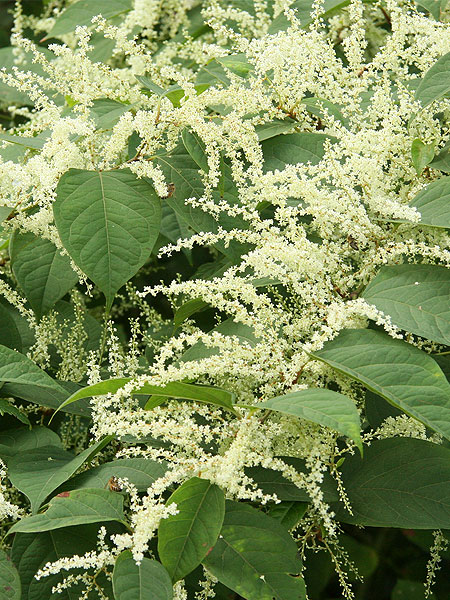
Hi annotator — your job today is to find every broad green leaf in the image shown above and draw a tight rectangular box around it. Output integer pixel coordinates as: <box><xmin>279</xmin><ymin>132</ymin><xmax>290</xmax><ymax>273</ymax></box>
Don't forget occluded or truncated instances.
<box><xmin>257</xmin><ymin>389</ymin><xmax>362</xmax><ymax>452</ymax></box>
<box><xmin>180</xmin><ymin>318</ymin><xmax>258</xmax><ymax>363</ymax></box>
<box><xmin>334</xmin><ymin>437</ymin><xmax>450</xmax><ymax>528</ymax></box>
<box><xmin>364</xmin><ymin>390</ymin><xmax>402</xmax><ymax>429</ymax></box>
<box><xmin>57</xmin><ymin>457</ymin><xmax>167</xmax><ymax>493</ymax></box>
<box><xmin>267</xmin><ymin>501</ymin><xmax>309</xmax><ymax>530</ymax></box>
<box><xmin>159</xmin><ymin>203</ymin><xmax>194</xmax><ymax>262</ymax></box>
<box><xmin>0</xmin><ymin>427</ymin><xmax>62</xmax><ymax>461</ymax></box>
<box><xmin>0</xmin><ymin>549</ymin><xmax>21</xmax><ymax>600</ymax></box>
<box><xmin>9</xmin><ymin>488</ymin><xmax>125</xmax><ymax>533</ymax></box>
<box><xmin>0</xmin><ymin>399</ymin><xmax>30</xmax><ymax>426</ymax></box>
<box><xmin>12</xmin><ymin>525</ymin><xmax>114</xmax><ymax>600</ymax></box>
<box><xmin>46</xmin><ymin>0</ymin><xmax>132</xmax><ymax>38</ymax></box>
<box><xmin>415</xmin><ymin>51</ymin><xmax>450</xmax><ymax>108</ymax></box>
<box><xmin>0</xmin><ymin>207</ymin><xmax>13</xmax><ymax>222</ymax></box>
<box><xmin>261</xmin><ymin>132</ymin><xmax>334</xmax><ymax>172</ymax></box>
<box><xmin>0</xmin><ymin>132</ymin><xmax>46</xmax><ymax>150</ymax></box>
<box><xmin>55</xmin><ymin>379</ymin><xmax>237</xmax><ymax>416</ymax></box>
<box><xmin>113</xmin><ymin>551</ymin><xmax>173</xmax><ymax>600</ymax></box>
<box><xmin>217</xmin><ymin>54</ymin><xmax>254</xmax><ymax>78</ymax></box>
<box><xmin>53</xmin><ymin>168</ymin><xmax>161</xmax><ymax>310</ymax></box>
<box><xmin>8</xmin><ymin>437</ymin><xmax>111</xmax><ymax>513</ymax></box>
<box><xmin>416</xmin><ymin>0</ymin><xmax>442</xmax><ymax>19</ymax></box>
<box><xmin>245</xmin><ymin>457</ymin><xmax>338</xmax><ymax>503</ymax></box>
<box><xmin>181</xmin><ymin>129</ymin><xmax>209</xmax><ymax>172</ymax></box>
<box><xmin>158</xmin><ymin>477</ymin><xmax>225</xmax><ymax>582</ymax></box>
<box><xmin>0</xmin><ymin>47</ymin><xmax>56</xmax><ymax>106</ymax></box>
<box><xmin>90</xmin><ymin>99</ymin><xmax>131</xmax><ymax>129</ymax></box>
<box><xmin>202</xmin><ymin>500</ymin><xmax>306</xmax><ymax>600</ymax></box>
<box><xmin>429</xmin><ymin>141</ymin><xmax>450</xmax><ymax>172</ymax></box>
<box><xmin>392</xmin><ymin>579</ymin><xmax>437</xmax><ymax>600</ymax></box>
<box><xmin>0</xmin><ymin>344</ymin><xmax>67</xmax><ymax>401</ymax></box>
<box><xmin>196</xmin><ymin>59</ymin><xmax>230</xmax><ymax>87</ymax></box>
<box><xmin>0</xmin><ymin>379</ymin><xmax>91</xmax><ymax>419</ymax></box>
<box><xmin>312</xmin><ymin>329</ymin><xmax>450</xmax><ymax>441</ymax></box>
<box><xmin>174</xmin><ymin>298</ymin><xmax>209</xmax><ymax>328</ymax></box>
<box><xmin>135</xmin><ymin>75</ymin><xmax>166</xmax><ymax>96</ymax></box>
<box><xmin>154</xmin><ymin>145</ymin><xmax>248</xmax><ymax>263</ymax></box>
<box><xmin>410</xmin><ymin>176</ymin><xmax>450</xmax><ymax>228</ymax></box>
<box><xmin>10</xmin><ymin>232</ymin><xmax>78</xmax><ymax>319</ymax></box>
<box><xmin>363</xmin><ymin>264</ymin><xmax>450</xmax><ymax>345</ymax></box>
<box><xmin>0</xmin><ymin>299</ymin><xmax>35</xmax><ymax>354</ymax></box>
<box><xmin>411</xmin><ymin>138</ymin><xmax>434</xmax><ymax>173</ymax></box>
<box><xmin>0</xmin><ymin>303</ymin><xmax>22</xmax><ymax>352</ymax></box>
<box><xmin>255</xmin><ymin>119</ymin><xmax>297</xmax><ymax>141</ymax></box>
<box><xmin>301</xmin><ymin>97</ymin><xmax>348</xmax><ymax>126</ymax></box>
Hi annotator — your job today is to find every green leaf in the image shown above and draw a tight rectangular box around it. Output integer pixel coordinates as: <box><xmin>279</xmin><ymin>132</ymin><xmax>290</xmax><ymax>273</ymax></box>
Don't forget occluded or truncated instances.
<box><xmin>429</xmin><ymin>141</ymin><xmax>450</xmax><ymax>172</ymax></box>
<box><xmin>267</xmin><ymin>502</ymin><xmax>309</xmax><ymax>530</ymax></box>
<box><xmin>154</xmin><ymin>145</ymin><xmax>248</xmax><ymax>263</ymax></box>
<box><xmin>10</xmin><ymin>232</ymin><xmax>78</xmax><ymax>319</ymax></box>
<box><xmin>158</xmin><ymin>477</ymin><xmax>225</xmax><ymax>582</ymax></box>
<box><xmin>392</xmin><ymin>579</ymin><xmax>437</xmax><ymax>600</ymax></box>
<box><xmin>113</xmin><ymin>551</ymin><xmax>173</xmax><ymax>600</ymax></box>
<box><xmin>410</xmin><ymin>176</ymin><xmax>450</xmax><ymax>228</ymax></box>
<box><xmin>202</xmin><ymin>500</ymin><xmax>306</xmax><ymax>600</ymax></box>
<box><xmin>174</xmin><ymin>298</ymin><xmax>209</xmax><ymax>328</ymax></box>
<box><xmin>312</xmin><ymin>329</ymin><xmax>450</xmax><ymax>441</ymax></box>
<box><xmin>0</xmin><ymin>132</ymin><xmax>46</xmax><ymax>150</ymax></box>
<box><xmin>245</xmin><ymin>457</ymin><xmax>338</xmax><ymax>503</ymax></box>
<box><xmin>0</xmin><ymin>46</ymin><xmax>57</xmax><ymax>106</ymax></box>
<box><xmin>0</xmin><ymin>207</ymin><xmax>13</xmax><ymax>223</ymax></box>
<box><xmin>334</xmin><ymin>437</ymin><xmax>450</xmax><ymax>528</ymax></box>
<box><xmin>255</xmin><ymin>119</ymin><xmax>297</xmax><ymax>141</ymax></box>
<box><xmin>415</xmin><ymin>51</ymin><xmax>450</xmax><ymax>108</ymax></box>
<box><xmin>12</xmin><ymin>525</ymin><xmax>114</xmax><ymax>600</ymax></box>
<box><xmin>9</xmin><ymin>488</ymin><xmax>125</xmax><ymax>533</ymax></box>
<box><xmin>261</xmin><ymin>132</ymin><xmax>334</xmax><ymax>172</ymax></box>
<box><xmin>0</xmin><ymin>304</ymin><xmax>21</xmax><ymax>351</ymax></box>
<box><xmin>0</xmin><ymin>344</ymin><xmax>67</xmax><ymax>401</ymax></box>
<box><xmin>46</xmin><ymin>0</ymin><xmax>132</xmax><ymax>38</ymax></box>
<box><xmin>416</xmin><ymin>0</ymin><xmax>442</xmax><ymax>19</ymax></box>
<box><xmin>0</xmin><ymin>549</ymin><xmax>21</xmax><ymax>600</ymax></box>
<box><xmin>411</xmin><ymin>138</ymin><xmax>434</xmax><ymax>174</ymax></box>
<box><xmin>181</xmin><ymin>129</ymin><xmax>209</xmax><ymax>172</ymax></box>
<box><xmin>0</xmin><ymin>426</ymin><xmax>62</xmax><ymax>461</ymax></box>
<box><xmin>301</xmin><ymin>97</ymin><xmax>348</xmax><ymax>126</ymax></box>
<box><xmin>217</xmin><ymin>54</ymin><xmax>254</xmax><ymax>78</ymax></box>
<box><xmin>8</xmin><ymin>437</ymin><xmax>111</xmax><ymax>513</ymax></box>
<box><xmin>90</xmin><ymin>99</ymin><xmax>131</xmax><ymax>130</ymax></box>
<box><xmin>257</xmin><ymin>389</ymin><xmax>362</xmax><ymax>452</ymax></box>
<box><xmin>53</xmin><ymin>168</ymin><xmax>161</xmax><ymax>310</ymax></box>
<box><xmin>57</xmin><ymin>457</ymin><xmax>167</xmax><ymax>493</ymax></box>
<box><xmin>0</xmin><ymin>399</ymin><xmax>30</xmax><ymax>425</ymax></box>
<box><xmin>363</xmin><ymin>264</ymin><xmax>450</xmax><ymax>345</ymax></box>
<box><xmin>180</xmin><ymin>318</ymin><xmax>258</xmax><ymax>363</ymax></box>
<box><xmin>55</xmin><ymin>379</ymin><xmax>237</xmax><ymax>416</ymax></box>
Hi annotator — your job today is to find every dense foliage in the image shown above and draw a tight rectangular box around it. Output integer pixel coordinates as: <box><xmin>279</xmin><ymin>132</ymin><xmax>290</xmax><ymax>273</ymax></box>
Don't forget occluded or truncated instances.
<box><xmin>0</xmin><ymin>1</ymin><xmax>449</xmax><ymax>599</ymax></box>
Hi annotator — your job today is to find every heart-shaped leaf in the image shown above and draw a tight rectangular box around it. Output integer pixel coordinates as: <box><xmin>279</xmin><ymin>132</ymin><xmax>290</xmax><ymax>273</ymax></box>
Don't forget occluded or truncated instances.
<box><xmin>53</xmin><ymin>168</ymin><xmax>161</xmax><ymax>310</ymax></box>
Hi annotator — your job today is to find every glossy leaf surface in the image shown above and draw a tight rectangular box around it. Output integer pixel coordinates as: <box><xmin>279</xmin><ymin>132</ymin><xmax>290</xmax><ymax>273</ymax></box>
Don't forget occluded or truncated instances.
<box><xmin>158</xmin><ymin>477</ymin><xmax>225</xmax><ymax>582</ymax></box>
<box><xmin>113</xmin><ymin>551</ymin><xmax>173</xmax><ymax>600</ymax></box>
<box><xmin>363</xmin><ymin>264</ymin><xmax>450</xmax><ymax>345</ymax></box>
<box><xmin>312</xmin><ymin>329</ymin><xmax>450</xmax><ymax>441</ymax></box>
<box><xmin>53</xmin><ymin>168</ymin><xmax>161</xmax><ymax>310</ymax></box>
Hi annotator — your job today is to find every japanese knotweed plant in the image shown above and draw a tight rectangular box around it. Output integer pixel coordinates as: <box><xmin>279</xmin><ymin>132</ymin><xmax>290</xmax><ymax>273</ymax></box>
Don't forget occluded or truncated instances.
<box><xmin>0</xmin><ymin>0</ymin><xmax>449</xmax><ymax>599</ymax></box>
